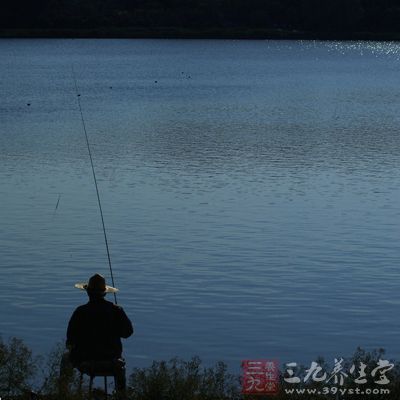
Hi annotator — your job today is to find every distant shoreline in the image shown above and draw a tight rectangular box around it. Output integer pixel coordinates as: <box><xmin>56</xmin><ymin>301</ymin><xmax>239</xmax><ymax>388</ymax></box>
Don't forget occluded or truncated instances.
<box><xmin>2</xmin><ymin>28</ymin><xmax>400</xmax><ymax>41</ymax></box>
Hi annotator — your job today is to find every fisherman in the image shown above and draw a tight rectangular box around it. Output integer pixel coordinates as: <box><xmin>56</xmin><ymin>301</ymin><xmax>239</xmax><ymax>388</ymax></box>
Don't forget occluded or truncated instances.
<box><xmin>60</xmin><ymin>273</ymin><xmax>133</xmax><ymax>398</ymax></box>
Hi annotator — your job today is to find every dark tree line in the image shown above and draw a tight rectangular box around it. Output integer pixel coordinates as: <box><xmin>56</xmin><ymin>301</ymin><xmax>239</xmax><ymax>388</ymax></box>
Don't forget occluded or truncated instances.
<box><xmin>2</xmin><ymin>0</ymin><xmax>400</xmax><ymax>36</ymax></box>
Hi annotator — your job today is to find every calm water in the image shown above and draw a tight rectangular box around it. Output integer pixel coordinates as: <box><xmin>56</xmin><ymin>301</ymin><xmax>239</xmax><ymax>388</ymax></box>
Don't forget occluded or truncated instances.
<box><xmin>1</xmin><ymin>39</ymin><xmax>400</xmax><ymax>371</ymax></box>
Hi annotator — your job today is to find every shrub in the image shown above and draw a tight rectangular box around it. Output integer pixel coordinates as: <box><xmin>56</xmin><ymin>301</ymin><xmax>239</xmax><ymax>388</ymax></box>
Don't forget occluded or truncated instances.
<box><xmin>129</xmin><ymin>356</ymin><xmax>241</xmax><ymax>400</ymax></box>
<box><xmin>2</xmin><ymin>337</ymin><xmax>400</xmax><ymax>400</ymax></box>
<box><xmin>0</xmin><ymin>337</ymin><xmax>36</xmax><ymax>397</ymax></box>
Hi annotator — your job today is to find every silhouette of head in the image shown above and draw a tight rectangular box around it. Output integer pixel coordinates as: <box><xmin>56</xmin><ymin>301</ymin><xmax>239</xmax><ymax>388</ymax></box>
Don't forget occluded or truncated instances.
<box><xmin>86</xmin><ymin>273</ymin><xmax>107</xmax><ymax>298</ymax></box>
<box><xmin>75</xmin><ymin>273</ymin><xmax>118</xmax><ymax>298</ymax></box>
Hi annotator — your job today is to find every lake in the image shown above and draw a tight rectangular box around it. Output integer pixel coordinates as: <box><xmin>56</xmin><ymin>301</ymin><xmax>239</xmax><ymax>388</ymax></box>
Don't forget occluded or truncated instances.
<box><xmin>1</xmin><ymin>39</ymin><xmax>400</xmax><ymax>371</ymax></box>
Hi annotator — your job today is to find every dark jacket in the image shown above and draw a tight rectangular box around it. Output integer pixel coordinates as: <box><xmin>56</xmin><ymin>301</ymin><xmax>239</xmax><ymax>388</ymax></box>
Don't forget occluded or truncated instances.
<box><xmin>67</xmin><ymin>297</ymin><xmax>133</xmax><ymax>364</ymax></box>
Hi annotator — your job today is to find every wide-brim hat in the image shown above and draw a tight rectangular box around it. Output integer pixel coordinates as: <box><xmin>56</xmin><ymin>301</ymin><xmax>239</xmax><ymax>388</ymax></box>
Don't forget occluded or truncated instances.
<box><xmin>75</xmin><ymin>273</ymin><xmax>119</xmax><ymax>294</ymax></box>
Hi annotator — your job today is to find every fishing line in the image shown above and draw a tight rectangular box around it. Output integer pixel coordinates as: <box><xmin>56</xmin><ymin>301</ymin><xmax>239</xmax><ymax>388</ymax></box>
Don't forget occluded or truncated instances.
<box><xmin>71</xmin><ymin>66</ymin><xmax>118</xmax><ymax>304</ymax></box>
<box><xmin>52</xmin><ymin>193</ymin><xmax>62</xmax><ymax>219</ymax></box>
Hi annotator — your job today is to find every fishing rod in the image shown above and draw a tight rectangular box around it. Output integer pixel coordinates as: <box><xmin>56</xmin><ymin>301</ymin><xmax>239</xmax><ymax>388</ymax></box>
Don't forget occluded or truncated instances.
<box><xmin>72</xmin><ymin>66</ymin><xmax>118</xmax><ymax>304</ymax></box>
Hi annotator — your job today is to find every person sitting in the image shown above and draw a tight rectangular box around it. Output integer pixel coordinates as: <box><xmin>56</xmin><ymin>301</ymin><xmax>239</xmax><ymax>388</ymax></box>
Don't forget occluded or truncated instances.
<box><xmin>61</xmin><ymin>273</ymin><xmax>133</xmax><ymax>398</ymax></box>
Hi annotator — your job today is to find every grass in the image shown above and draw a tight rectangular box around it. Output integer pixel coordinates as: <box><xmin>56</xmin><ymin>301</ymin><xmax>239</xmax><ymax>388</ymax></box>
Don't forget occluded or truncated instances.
<box><xmin>1</xmin><ymin>336</ymin><xmax>400</xmax><ymax>399</ymax></box>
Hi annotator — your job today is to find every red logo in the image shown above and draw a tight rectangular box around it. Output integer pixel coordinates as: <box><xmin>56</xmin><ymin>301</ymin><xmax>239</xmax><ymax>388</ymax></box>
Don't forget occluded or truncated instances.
<box><xmin>242</xmin><ymin>359</ymin><xmax>279</xmax><ymax>395</ymax></box>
